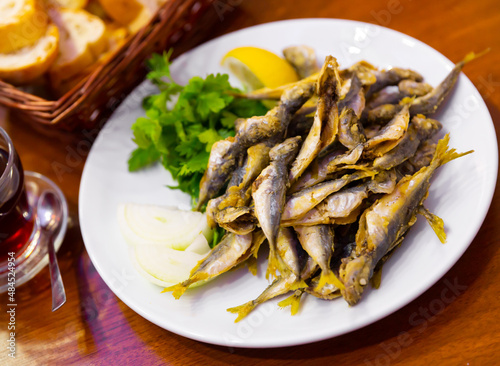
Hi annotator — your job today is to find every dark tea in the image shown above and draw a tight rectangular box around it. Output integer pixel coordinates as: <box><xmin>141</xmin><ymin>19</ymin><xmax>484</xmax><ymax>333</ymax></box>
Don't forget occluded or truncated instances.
<box><xmin>0</xmin><ymin>146</ymin><xmax>34</xmax><ymax>265</ymax></box>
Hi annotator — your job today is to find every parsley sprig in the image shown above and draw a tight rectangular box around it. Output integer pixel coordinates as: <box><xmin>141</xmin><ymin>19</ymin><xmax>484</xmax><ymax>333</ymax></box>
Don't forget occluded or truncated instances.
<box><xmin>128</xmin><ymin>51</ymin><xmax>268</xmax><ymax>206</ymax></box>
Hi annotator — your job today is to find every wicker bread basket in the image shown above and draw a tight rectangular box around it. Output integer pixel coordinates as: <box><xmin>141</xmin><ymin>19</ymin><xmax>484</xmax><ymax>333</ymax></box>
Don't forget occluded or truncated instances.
<box><xmin>0</xmin><ymin>0</ymin><xmax>223</xmax><ymax>130</ymax></box>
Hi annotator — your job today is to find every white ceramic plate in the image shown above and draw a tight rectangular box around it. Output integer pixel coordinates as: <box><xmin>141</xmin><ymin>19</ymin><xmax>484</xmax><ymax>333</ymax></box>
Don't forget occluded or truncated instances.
<box><xmin>79</xmin><ymin>19</ymin><xmax>498</xmax><ymax>348</ymax></box>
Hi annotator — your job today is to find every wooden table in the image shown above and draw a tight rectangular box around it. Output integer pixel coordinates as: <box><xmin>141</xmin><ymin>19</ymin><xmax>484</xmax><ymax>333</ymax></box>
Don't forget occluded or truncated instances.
<box><xmin>1</xmin><ymin>0</ymin><xmax>499</xmax><ymax>364</ymax></box>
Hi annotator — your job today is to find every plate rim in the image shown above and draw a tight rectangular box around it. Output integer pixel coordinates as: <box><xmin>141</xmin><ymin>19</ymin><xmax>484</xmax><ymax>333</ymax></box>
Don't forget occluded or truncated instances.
<box><xmin>79</xmin><ymin>17</ymin><xmax>498</xmax><ymax>348</ymax></box>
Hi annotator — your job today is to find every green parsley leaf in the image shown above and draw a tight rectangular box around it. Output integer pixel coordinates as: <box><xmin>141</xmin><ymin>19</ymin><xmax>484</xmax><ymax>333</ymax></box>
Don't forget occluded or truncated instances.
<box><xmin>128</xmin><ymin>145</ymin><xmax>161</xmax><ymax>171</ymax></box>
<box><xmin>198</xmin><ymin>129</ymin><xmax>224</xmax><ymax>152</ymax></box>
<box><xmin>129</xmin><ymin>51</ymin><xmax>269</xmax><ymax>208</ymax></box>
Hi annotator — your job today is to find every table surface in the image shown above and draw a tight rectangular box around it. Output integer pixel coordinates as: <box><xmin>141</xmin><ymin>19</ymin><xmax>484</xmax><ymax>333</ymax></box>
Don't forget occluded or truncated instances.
<box><xmin>1</xmin><ymin>0</ymin><xmax>500</xmax><ymax>364</ymax></box>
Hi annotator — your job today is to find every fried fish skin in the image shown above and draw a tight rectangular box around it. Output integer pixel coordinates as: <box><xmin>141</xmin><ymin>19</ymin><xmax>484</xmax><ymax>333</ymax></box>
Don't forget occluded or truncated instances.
<box><xmin>373</xmin><ymin>115</ymin><xmax>442</xmax><ymax>170</ymax></box>
<box><xmin>338</xmin><ymin>74</ymin><xmax>366</xmax><ymax>119</ymax></box>
<box><xmin>206</xmin><ymin>195</ymin><xmax>224</xmax><ymax>229</ymax></box>
<box><xmin>409</xmin><ymin>140</ymin><xmax>438</xmax><ymax>169</ymax></box>
<box><xmin>294</xmin><ymin>225</ymin><xmax>344</xmax><ymax>290</ymax></box>
<box><xmin>363</xmin><ymin>103</ymin><xmax>410</xmax><ymax>159</ymax></box>
<box><xmin>206</xmin><ymin>144</ymin><xmax>265</xmax><ymax>229</ymax></box>
<box><xmin>213</xmin><ymin>143</ymin><xmax>270</xmax><ymax>234</ymax></box>
<box><xmin>276</xmin><ymin>227</ymin><xmax>304</xmax><ymax>276</ymax></box>
<box><xmin>289</xmin><ymin>56</ymin><xmax>342</xmax><ymax>184</ymax></box>
<box><xmin>163</xmin><ymin>232</ymin><xmax>253</xmax><ymax>299</ymax></box>
<box><xmin>284</xmin><ymin>185</ymin><xmax>368</xmax><ymax>227</ymax></box>
<box><xmin>366</xmin><ymin>103</ymin><xmax>402</xmax><ymax>124</ymax></box>
<box><xmin>338</xmin><ymin>108</ymin><xmax>367</xmax><ymax>150</ymax></box>
<box><xmin>367</xmin><ymin>67</ymin><xmax>423</xmax><ymax>97</ymax></box>
<box><xmin>216</xmin><ymin>206</ymin><xmax>256</xmax><ymax>235</ymax></box>
<box><xmin>283</xmin><ymin>170</ymin><xmax>397</xmax><ymax>227</ymax></box>
<box><xmin>283</xmin><ymin>45</ymin><xmax>320</xmax><ymax>79</ymax></box>
<box><xmin>252</xmin><ymin>137</ymin><xmax>302</xmax><ymax>277</ymax></box>
<box><xmin>340</xmin><ymin>135</ymin><xmax>473</xmax><ymax>305</ymax></box>
<box><xmin>287</xmin><ymin>113</ymin><xmax>315</xmax><ymax>139</ymax></box>
<box><xmin>396</xmin><ymin>138</ymin><xmax>439</xmax><ymax>178</ymax></box>
<box><xmin>197</xmin><ymin>137</ymin><xmax>242</xmax><ymax>210</ymax></box>
<box><xmin>218</xmin><ymin>143</ymin><xmax>270</xmax><ymax>208</ymax></box>
<box><xmin>340</xmin><ymin>60</ymin><xmax>378</xmax><ymax>87</ymax></box>
<box><xmin>283</xmin><ymin>170</ymin><xmax>374</xmax><ymax>222</ymax></box>
<box><xmin>398</xmin><ymin>80</ymin><xmax>433</xmax><ymax>97</ymax></box>
<box><xmin>364</xmin><ymin>81</ymin><xmax>432</xmax><ymax>113</ymax></box>
<box><xmin>289</xmin><ymin>144</ymin><xmax>365</xmax><ymax>193</ymax></box>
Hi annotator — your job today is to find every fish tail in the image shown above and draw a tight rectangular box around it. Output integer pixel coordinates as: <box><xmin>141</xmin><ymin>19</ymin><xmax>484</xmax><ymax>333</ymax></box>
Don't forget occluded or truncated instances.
<box><xmin>246</xmin><ymin>256</ymin><xmax>258</xmax><ymax>275</ymax></box>
<box><xmin>162</xmin><ymin>282</ymin><xmax>189</xmax><ymax>299</ymax></box>
<box><xmin>227</xmin><ymin>302</ymin><xmax>256</xmax><ymax>323</ymax></box>
<box><xmin>278</xmin><ymin>290</ymin><xmax>304</xmax><ymax>316</ymax></box>
<box><xmin>290</xmin><ymin>279</ymin><xmax>309</xmax><ymax>290</ymax></box>
<box><xmin>316</xmin><ymin>270</ymin><xmax>345</xmax><ymax>291</ymax></box>
<box><xmin>162</xmin><ymin>272</ymin><xmax>207</xmax><ymax>298</ymax></box>
<box><xmin>417</xmin><ymin>206</ymin><xmax>447</xmax><ymax>243</ymax></box>
<box><xmin>266</xmin><ymin>249</ymin><xmax>285</xmax><ymax>280</ymax></box>
<box><xmin>462</xmin><ymin>49</ymin><xmax>490</xmax><ymax>65</ymax></box>
<box><xmin>431</xmin><ymin>134</ymin><xmax>473</xmax><ymax>167</ymax></box>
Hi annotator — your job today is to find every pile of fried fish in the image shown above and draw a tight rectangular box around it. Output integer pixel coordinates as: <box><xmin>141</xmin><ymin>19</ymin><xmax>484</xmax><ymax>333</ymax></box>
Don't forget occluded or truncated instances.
<box><xmin>165</xmin><ymin>46</ymin><xmax>479</xmax><ymax>322</ymax></box>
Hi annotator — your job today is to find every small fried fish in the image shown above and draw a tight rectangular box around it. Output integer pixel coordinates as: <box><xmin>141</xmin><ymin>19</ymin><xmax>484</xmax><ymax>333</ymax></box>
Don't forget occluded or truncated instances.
<box><xmin>338</xmin><ymin>108</ymin><xmax>367</xmax><ymax>150</ymax></box>
<box><xmin>340</xmin><ymin>135</ymin><xmax>473</xmax><ymax>305</ymax></box>
<box><xmin>252</xmin><ymin>137</ymin><xmax>302</xmax><ymax>277</ymax></box>
<box><xmin>294</xmin><ymin>225</ymin><xmax>344</xmax><ymax>290</ymax></box>
<box><xmin>283</xmin><ymin>170</ymin><xmax>374</xmax><ymax>222</ymax></box>
<box><xmin>289</xmin><ymin>56</ymin><xmax>342</xmax><ymax>184</ymax></box>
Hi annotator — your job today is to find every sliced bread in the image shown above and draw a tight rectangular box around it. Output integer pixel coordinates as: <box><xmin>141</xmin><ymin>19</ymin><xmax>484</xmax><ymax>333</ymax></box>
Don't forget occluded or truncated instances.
<box><xmin>51</xmin><ymin>24</ymin><xmax>128</xmax><ymax>95</ymax></box>
<box><xmin>48</xmin><ymin>8</ymin><xmax>107</xmax><ymax>86</ymax></box>
<box><xmin>0</xmin><ymin>0</ymin><xmax>49</xmax><ymax>53</ymax></box>
<box><xmin>0</xmin><ymin>23</ymin><xmax>59</xmax><ymax>84</ymax></box>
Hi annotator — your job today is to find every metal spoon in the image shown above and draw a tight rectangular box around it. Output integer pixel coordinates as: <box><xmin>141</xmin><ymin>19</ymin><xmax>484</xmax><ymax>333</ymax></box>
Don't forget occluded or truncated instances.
<box><xmin>37</xmin><ymin>191</ymin><xmax>66</xmax><ymax>311</ymax></box>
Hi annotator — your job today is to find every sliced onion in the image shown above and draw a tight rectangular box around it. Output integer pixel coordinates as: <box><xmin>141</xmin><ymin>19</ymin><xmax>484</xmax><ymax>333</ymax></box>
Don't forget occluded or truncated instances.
<box><xmin>118</xmin><ymin>203</ymin><xmax>212</xmax><ymax>250</ymax></box>
<box><xmin>131</xmin><ymin>242</ymin><xmax>210</xmax><ymax>286</ymax></box>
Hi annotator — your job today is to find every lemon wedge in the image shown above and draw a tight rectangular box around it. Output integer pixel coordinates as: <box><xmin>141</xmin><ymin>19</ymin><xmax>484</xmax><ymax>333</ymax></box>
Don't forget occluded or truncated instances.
<box><xmin>221</xmin><ymin>46</ymin><xmax>299</xmax><ymax>90</ymax></box>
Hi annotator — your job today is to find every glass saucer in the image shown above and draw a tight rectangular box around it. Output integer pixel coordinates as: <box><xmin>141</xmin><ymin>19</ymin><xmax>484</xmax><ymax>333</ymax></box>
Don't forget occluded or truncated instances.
<box><xmin>0</xmin><ymin>171</ymin><xmax>68</xmax><ymax>293</ymax></box>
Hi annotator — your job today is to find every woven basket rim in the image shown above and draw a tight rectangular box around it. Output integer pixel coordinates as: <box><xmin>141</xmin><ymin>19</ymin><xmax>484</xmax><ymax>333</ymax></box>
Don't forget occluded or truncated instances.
<box><xmin>0</xmin><ymin>0</ymin><xmax>218</xmax><ymax>129</ymax></box>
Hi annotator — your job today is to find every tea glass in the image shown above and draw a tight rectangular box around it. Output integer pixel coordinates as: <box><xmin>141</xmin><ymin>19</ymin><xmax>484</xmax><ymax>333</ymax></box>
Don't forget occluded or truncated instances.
<box><xmin>0</xmin><ymin>127</ymin><xmax>68</xmax><ymax>292</ymax></box>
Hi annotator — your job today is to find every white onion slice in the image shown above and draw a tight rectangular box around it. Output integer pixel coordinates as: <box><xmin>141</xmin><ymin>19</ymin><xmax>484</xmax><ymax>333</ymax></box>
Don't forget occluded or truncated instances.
<box><xmin>117</xmin><ymin>203</ymin><xmax>212</xmax><ymax>250</ymax></box>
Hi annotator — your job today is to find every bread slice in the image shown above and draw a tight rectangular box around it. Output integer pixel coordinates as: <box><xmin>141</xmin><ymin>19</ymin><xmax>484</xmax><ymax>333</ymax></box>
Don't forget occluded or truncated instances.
<box><xmin>0</xmin><ymin>0</ymin><xmax>49</xmax><ymax>53</ymax></box>
<box><xmin>48</xmin><ymin>8</ymin><xmax>107</xmax><ymax>86</ymax></box>
<box><xmin>0</xmin><ymin>23</ymin><xmax>59</xmax><ymax>84</ymax></box>
<box><xmin>51</xmin><ymin>24</ymin><xmax>128</xmax><ymax>96</ymax></box>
